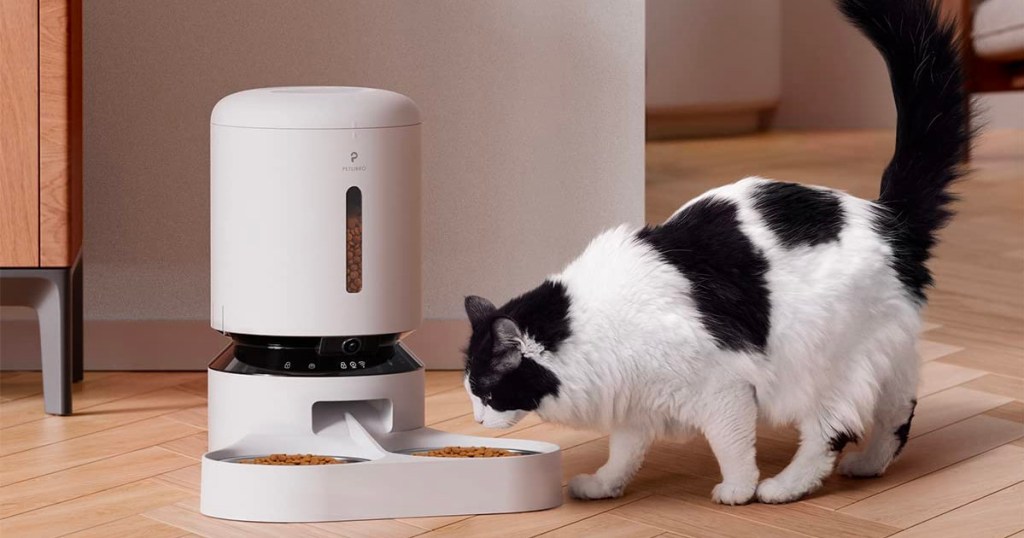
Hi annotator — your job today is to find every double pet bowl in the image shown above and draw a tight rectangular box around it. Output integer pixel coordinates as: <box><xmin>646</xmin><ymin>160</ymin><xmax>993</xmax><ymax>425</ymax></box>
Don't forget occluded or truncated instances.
<box><xmin>200</xmin><ymin>343</ymin><xmax>562</xmax><ymax>522</ymax></box>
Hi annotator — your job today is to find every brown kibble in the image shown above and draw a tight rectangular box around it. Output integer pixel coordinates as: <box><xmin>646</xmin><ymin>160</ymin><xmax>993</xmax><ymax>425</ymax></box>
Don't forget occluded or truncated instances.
<box><xmin>412</xmin><ymin>446</ymin><xmax>516</xmax><ymax>458</ymax></box>
<box><xmin>237</xmin><ymin>453</ymin><xmax>345</xmax><ymax>465</ymax></box>
<box><xmin>347</xmin><ymin>217</ymin><xmax>362</xmax><ymax>292</ymax></box>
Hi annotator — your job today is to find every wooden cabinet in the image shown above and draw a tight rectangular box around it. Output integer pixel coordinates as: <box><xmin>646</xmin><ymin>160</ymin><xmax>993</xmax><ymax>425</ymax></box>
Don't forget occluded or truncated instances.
<box><xmin>941</xmin><ymin>0</ymin><xmax>1024</xmax><ymax>93</ymax></box>
<box><xmin>1</xmin><ymin>0</ymin><xmax>82</xmax><ymax>267</ymax></box>
<box><xmin>1</xmin><ymin>0</ymin><xmax>82</xmax><ymax>415</ymax></box>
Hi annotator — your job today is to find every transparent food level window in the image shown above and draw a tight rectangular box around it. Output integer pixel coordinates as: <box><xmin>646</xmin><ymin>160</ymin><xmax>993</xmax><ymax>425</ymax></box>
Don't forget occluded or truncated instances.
<box><xmin>346</xmin><ymin>187</ymin><xmax>362</xmax><ymax>293</ymax></box>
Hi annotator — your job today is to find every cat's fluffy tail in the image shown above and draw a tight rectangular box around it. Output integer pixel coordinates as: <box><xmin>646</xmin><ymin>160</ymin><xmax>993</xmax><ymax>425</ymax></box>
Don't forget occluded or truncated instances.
<box><xmin>840</xmin><ymin>0</ymin><xmax>973</xmax><ymax>300</ymax></box>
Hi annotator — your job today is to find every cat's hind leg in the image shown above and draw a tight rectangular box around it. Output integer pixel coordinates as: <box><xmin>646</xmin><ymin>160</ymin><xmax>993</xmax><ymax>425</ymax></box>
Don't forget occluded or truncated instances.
<box><xmin>838</xmin><ymin>347</ymin><xmax>919</xmax><ymax>478</ymax></box>
<box><xmin>757</xmin><ymin>416</ymin><xmax>861</xmax><ymax>504</ymax></box>
<box><xmin>756</xmin><ymin>334</ymin><xmax>916</xmax><ymax>503</ymax></box>
<box><xmin>703</xmin><ymin>384</ymin><xmax>760</xmax><ymax>505</ymax></box>
<box><xmin>837</xmin><ymin>396</ymin><xmax>916</xmax><ymax>478</ymax></box>
<box><xmin>569</xmin><ymin>427</ymin><xmax>654</xmax><ymax>500</ymax></box>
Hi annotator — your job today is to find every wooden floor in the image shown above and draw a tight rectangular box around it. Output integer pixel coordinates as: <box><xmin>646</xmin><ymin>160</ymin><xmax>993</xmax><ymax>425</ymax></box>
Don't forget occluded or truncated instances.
<box><xmin>2</xmin><ymin>130</ymin><xmax>1022</xmax><ymax>537</ymax></box>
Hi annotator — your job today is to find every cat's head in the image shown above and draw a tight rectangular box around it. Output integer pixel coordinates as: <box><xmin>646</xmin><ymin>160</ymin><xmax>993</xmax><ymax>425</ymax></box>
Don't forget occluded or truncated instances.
<box><xmin>462</xmin><ymin>293</ymin><xmax>563</xmax><ymax>428</ymax></box>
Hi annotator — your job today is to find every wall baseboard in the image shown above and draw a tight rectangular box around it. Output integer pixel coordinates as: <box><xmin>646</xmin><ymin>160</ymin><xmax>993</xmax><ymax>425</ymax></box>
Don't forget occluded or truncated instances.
<box><xmin>0</xmin><ymin>318</ymin><xmax>469</xmax><ymax>371</ymax></box>
<box><xmin>646</xmin><ymin>101</ymin><xmax>778</xmax><ymax>140</ymax></box>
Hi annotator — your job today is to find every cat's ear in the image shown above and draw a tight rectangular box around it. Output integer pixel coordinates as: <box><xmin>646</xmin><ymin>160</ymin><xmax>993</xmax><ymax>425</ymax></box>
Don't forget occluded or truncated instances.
<box><xmin>492</xmin><ymin>317</ymin><xmax>523</xmax><ymax>348</ymax></box>
<box><xmin>491</xmin><ymin>317</ymin><xmax>523</xmax><ymax>372</ymax></box>
<box><xmin>464</xmin><ymin>295</ymin><xmax>497</xmax><ymax>328</ymax></box>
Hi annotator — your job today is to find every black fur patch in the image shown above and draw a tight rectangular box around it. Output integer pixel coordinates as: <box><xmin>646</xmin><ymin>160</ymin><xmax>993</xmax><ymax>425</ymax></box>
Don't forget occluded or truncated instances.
<box><xmin>893</xmin><ymin>399</ymin><xmax>917</xmax><ymax>457</ymax></box>
<box><xmin>752</xmin><ymin>182</ymin><xmax>844</xmax><ymax>248</ymax></box>
<box><xmin>829</xmin><ymin>431</ymin><xmax>859</xmax><ymax>453</ymax></box>
<box><xmin>479</xmin><ymin>357</ymin><xmax>560</xmax><ymax>412</ymax></box>
<box><xmin>499</xmin><ymin>280</ymin><xmax>573</xmax><ymax>352</ymax></box>
<box><xmin>463</xmin><ymin>281</ymin><xmax>569</xmax><ymax>411</ymax></box>
<box><xmin>637</xmin><ymin>198</ymin><xmax>772</xmax><ymax>353</ymax></box>
<box><xmin>873</xmin><ymin>208</ymin><xmax>935</xmax><ymax>304</ymax></box>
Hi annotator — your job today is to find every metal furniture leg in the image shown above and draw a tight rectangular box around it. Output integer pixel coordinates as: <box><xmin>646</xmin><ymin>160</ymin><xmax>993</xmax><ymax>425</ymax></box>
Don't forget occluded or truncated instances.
<box><xmin>1</xmin><ymin>268</ymin><xmax>73</xmax><ymax>415</ymax></box>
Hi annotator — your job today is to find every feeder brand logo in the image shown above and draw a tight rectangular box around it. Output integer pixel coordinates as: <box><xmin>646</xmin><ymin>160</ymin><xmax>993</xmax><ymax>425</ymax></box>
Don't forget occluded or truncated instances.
<box><xmin>343</xmin><ymin>151</ymin><xmax>366</xmax><ymax>172</ymax></box>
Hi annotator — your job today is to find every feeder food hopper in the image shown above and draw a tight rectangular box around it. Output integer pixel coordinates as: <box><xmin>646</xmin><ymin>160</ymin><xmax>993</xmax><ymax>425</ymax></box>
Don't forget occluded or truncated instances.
<box><xmin>202</xmin><ymin>87</ymin><xmax>561</xmax><ymax>522</ymax></box>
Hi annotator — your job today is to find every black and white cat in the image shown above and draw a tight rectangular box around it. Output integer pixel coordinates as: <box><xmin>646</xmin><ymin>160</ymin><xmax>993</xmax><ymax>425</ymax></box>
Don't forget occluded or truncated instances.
<box><xmin>462</xmin><ymin>0</ymin><xmax>972</xmax><ymax>505</ymax></box>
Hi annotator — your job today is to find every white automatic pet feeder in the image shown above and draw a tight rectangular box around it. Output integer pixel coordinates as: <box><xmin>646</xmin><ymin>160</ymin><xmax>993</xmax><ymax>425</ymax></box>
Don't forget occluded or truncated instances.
<box><xmin>200</xmin><ymin>87</ymin><xmax>562</xmax><ymax>522</ymax></box>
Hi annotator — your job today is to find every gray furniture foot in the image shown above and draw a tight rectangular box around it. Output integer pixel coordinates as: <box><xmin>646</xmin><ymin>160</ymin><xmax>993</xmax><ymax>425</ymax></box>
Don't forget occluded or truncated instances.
<box><xmin>72</xmin><ymin>260</ymin><xmax>83</xmax><ymax>383</ymax></box>
<box><xmin>1</xmin><ymin>259</ymin><xmax>82</xmax><ymax>415</ymax></box>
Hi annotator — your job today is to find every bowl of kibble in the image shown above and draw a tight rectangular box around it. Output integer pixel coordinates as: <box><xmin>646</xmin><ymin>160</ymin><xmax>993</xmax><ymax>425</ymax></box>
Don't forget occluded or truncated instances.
<box><xmin>224</xmin><ymin>453</ymin><xmax>367</xmax><ymax>465</ymax></box>
<box><xmin>398</xmin><ymin>446</ymin><xmax>537</xmax><ymax>458</ymax></box>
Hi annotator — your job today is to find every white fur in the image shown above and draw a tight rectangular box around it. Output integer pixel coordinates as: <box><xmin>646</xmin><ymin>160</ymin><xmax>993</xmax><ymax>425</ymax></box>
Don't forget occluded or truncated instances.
<box><xmin>468</xmin><ymin>177</ymin><xmax>922</xmax><ymax>504</ymax></box>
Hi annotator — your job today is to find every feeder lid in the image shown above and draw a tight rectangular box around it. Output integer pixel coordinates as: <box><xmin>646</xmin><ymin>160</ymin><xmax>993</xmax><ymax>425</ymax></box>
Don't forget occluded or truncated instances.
<box><xmin>211</xmin><ymin>86</ymin><xmax>421</xmax><ymax>130</ymax></box>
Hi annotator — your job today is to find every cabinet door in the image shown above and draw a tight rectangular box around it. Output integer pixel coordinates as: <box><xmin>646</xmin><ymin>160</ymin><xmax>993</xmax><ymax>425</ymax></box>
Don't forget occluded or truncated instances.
<box><xmin>39</xmin><ymin>0</ymin><xmax>82</xmax><ymax>267</ymax></box>
<box><xmin>0</xmin><ymin>0</ymin><xmax>40</xmax><ymax>267</ymax></box>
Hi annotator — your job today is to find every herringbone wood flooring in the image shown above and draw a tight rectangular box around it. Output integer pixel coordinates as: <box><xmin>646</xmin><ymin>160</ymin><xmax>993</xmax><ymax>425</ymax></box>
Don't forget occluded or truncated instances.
<box><xmin>2</xmin><ymin>130</ymin><xmax>1021</xmax><ymax>537</ymax></box>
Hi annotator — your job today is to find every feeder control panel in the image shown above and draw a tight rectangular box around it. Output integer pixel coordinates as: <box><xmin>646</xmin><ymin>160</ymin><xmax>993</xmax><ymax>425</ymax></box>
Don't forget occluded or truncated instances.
<box><xmin>218</xmin><ymin>333</ymin><xmax>417</xmax><ymax>376</ymax></box>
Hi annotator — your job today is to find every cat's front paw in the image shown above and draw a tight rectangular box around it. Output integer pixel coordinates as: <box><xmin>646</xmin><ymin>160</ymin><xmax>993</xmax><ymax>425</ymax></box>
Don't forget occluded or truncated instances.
<box><xmin>569</xmin><ymin>473</ymin><xmax>625</xmax><ymax>500</ymax></box>
<box><xmin>756</xmin><ymin>477</ymin><xmax>809</xmax><ymax>504</ymax></box>
<box><xmin>711</xmin><ymin>481</ymin><xmax>756</xmax><ymax>505</ymax></box>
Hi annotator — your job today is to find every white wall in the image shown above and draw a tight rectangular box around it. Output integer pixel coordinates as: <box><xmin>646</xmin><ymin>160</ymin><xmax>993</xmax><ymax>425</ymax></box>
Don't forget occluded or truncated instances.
<box><xmin>973</xmin><ymin>93</ymin><xmax>1024</xmax><ymax>130</ymax></box>
<box><xmin>646</xmin><ymin>0</ymin><xmax>780</xmax><ymax>111</ymax></box>
<box><xmin>2</xmin><ymin>1</ymin><xmax>645</xmax><ymax>370</ymax></box>
<box><xmin>643</xmin><ymin>0</ymin><xmax>1021</xmax><ymax>130</ymax></box>
<box><xmin>84</xmin><ymin>1</ymin><xmax>644</xmax><ymax>320</ymax></box>
<box><xmin>776</xmin><ymin>0</ymin><xmax>1024</xmax><ymax>129</ymax></box>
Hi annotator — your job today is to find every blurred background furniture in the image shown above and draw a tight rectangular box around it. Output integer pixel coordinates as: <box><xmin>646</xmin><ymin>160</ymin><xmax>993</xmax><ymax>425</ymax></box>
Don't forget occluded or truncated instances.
<box><xmin>960</xmin><ymin>0</ymin><xmax>1024</xmax><ymax>92</ymax></box>
<box><xmin>0</xmin><ymin>0</ymin><xmax>83</xmax><ymax>415</ymax></box>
